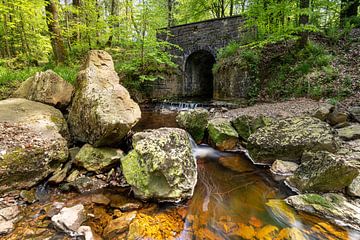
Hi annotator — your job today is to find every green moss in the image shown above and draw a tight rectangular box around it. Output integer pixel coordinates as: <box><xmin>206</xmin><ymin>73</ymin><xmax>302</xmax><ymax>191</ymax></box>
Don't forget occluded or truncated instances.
<box><xmin>302</xmin><ymin>194</ymin><xmax>333</xmax><ymax>209</ymax></box>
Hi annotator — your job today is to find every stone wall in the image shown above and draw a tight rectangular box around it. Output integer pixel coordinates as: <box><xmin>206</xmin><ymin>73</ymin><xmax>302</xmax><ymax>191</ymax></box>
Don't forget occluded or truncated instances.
<box><xmin>147</xmin><ymin>16</ymin><xmax>246</xmax><ymax>99</ymax></box>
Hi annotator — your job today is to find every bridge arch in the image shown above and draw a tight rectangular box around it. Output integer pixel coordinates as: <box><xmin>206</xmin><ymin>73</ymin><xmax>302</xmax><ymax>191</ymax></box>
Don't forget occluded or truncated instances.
<box><xmin>184</xmin><ymin>49</ymin><xmax>216</xmax><ymax>98</ymax></box>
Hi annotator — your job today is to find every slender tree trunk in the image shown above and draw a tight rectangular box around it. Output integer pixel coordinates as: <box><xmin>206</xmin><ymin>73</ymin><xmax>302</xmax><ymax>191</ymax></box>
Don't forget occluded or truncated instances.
<box><xmin>230</xmin><ymin>0</ymin><xmax>234</xmax><ymax>16</ymax></box>
<box><xmin>167</xmin><ymin>0</ymin><xmax>174</xmax><ymax>27</ymax></box>
<box><xmin>299</xmin><ymin>0</ymin><xmax>310</xmax><ymax>47</ymax></box>
<box><xmin>2</xmin><ymin>0</ymin><xmax>11</xmax><ymax>58</ymax></box>
<box><xmin>45</xmin><ymin>0</ymin><xmax>68</xmax><ymax>64</ymax></box>
<box><xmin>340</xmin><ymin>0</ymin><xmax>360</xmax><ymax>27</ymax></box>
<box><xmin>106</xmin><ymin>0</ymin><xmax>117</xmax><ymax>47</ymax></box>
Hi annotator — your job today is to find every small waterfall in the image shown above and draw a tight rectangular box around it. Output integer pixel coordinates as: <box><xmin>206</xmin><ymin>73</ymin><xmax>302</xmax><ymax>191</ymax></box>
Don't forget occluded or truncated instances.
<box><xmin>158</xmin><ymin>101</ymin><xmax>208</xmax><ymax>111</ymax></box>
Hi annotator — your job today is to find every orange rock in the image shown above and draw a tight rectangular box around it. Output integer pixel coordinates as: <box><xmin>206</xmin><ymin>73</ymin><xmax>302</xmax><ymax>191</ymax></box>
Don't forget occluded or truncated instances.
<box><xmin>256</xmin><ymin>225</ymin><xmax>279</xmax><ymax>240</ymax></box>
<box><xmin>275</xmin><ymin>228</ymin><xmax>306</xmax><ymax>240</ymax></box>
<box><xmin>103</xmin><ymin>211</ymin><xmax>137</xmax><ymax>239</ymax></box>
<box><xmin>249</xmin><ymin>216</ymin><xmax>263</xmax><ymax>228</ymax></box>
<box><xmin>310</xmin><ymin>222</ymin><xmax>348</xmax><ymax>240</ymax></box>
<box><xmin>196</xmin><ymin>228</ymin><xmax>222</xmax><ymax>240</ymax></box>
<box><xmin>229</xmin><ymin>223</ymin><xmax>255</xmax><ymax>240</ymax></box>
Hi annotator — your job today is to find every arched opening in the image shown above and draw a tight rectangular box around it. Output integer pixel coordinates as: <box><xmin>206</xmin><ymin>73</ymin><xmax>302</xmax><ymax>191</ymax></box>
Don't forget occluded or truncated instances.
<box><xmin>185</xmin><ymin>50</ymin><xmax>215</xmax><ymax>99</ymax></box>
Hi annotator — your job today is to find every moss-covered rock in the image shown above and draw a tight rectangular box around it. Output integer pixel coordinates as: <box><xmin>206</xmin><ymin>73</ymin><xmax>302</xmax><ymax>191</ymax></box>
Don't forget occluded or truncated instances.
<box><xmin>208</xmin><ymin>118</ymin><xmax>239</xmax><ymax>151</ymax></box>
<box><xmin>231</xmin><ymin>115</ymin><xmax>273</xmax><ymax>141</ymax></box>
<box><xmin>286</xmin><ymin>193</ymin><xmax>360</xmax><ymax>231</ymax></box>
<box><xmin>74</xmin><ymin>144</ymin><xmax>123</xmax><ymax>172</ymax></box>
<box><xmin>68</xmin><ymin>50</ymin><xmax>141</xmax><ymax>147</ymax></box>
<box><xmin>121</xmin><ymin>128</ymin><xmax>197</xmax><ymax>202</ymax></box>
<box><xmin>336</xmin><ymin>124</ymin><xmax>360</xmax><ymax>141</ymax></box>
<box><xmin>176</xmin><ymin>108</ymin><xmax>209</xmax><ymax>143</ymax></box>
<box><xmin>247</xmin><ymin>117</ymin><xmax>339</xmax><ymax>164</ymax></box>
<box><xmin>0</xmin><ymin>98</ymin><xmax>69</xmax><ymax>193</ymax></box>
<box><xmin>286</xmin><ymin>151</ymin><xmax>358</xmax><ymax>193</ymax></box>
<box><xmin>13</xmin><ymin>70</ymin><xmax>74</xmax><ymax>110</ymax></box>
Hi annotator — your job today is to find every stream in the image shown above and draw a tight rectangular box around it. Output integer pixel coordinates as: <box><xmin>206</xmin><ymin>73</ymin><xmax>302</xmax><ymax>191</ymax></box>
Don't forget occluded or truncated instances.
<box><xmin>4</xmin><ymin>109</ymin><xmax>360</xmax><ymax>240</ymax></box>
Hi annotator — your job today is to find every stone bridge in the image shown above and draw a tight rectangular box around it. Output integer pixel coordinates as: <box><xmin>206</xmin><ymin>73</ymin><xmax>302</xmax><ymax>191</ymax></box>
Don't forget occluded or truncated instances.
<box><xmin>150</xmin><ymin>15</ymin><xmax>245</xmax><ymax>99</ymax></box>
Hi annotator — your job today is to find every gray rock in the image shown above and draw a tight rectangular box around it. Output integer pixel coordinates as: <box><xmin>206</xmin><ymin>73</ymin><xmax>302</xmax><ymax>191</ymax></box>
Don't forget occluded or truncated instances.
<box><xmin>337</xmin><ymin>124</ymin><xmax>360</xmax><ymax>141</ymax></box>
<box><xmin>77</xmin><ymin>226</ymin><xmax>95</xmax><ymax>240</ymax></box>
<box><xmin>0</xmin><ymin>98</ymin><xmax>69</xmax><ymax>193</ymax></box>
<box><xmin>231</xmin><ymin>115</ymin><xmax>273</xmax><ymax>141</ymax></box>
<box><xmin>68</xmin><ymin>50</ymin><xmax>141</xmax><ymax>147</ymax></box>
<box><xmin>286</xmin><ymin>193</ymin><xmax>360</xmax><ymax>231</ymax></box>
<box><xmin>247</xmin><ymin>117</ymin><xmax>339</xmax><ymax>164</ymax></box>
<box><xmin>0</xmin><ymin>221</ymin><xmax>14</xmax><ymax>235</ymax></box>
<box><xmin>74</xmin><ymin>144</ymin><xmax>123</xmax><ymax>172</ymax></box>
<box><xmin>350</xmin><ymin>106</ymin><xmax>360</xmax><ymax>123</ymax></box>
<box><xmin>63</xmin><ymin>176</ymin><xmax>108</xmax><ymax>194</ymax></box>
<box><xmin>270</xmin><ymin>160</ymin><xmax>299</xmax><ymax>176</ymax></box>
<box><xmin>48</xmin><ymin>161</ymin><xmax>73</xmax><ymax>184</ymax></box>
<box><xmin>347</xmin><ymin>176</ymin><xmax>360</xmax><ymax>197</ymax></box>
<box><xmin>208</xmin><ymin>118</ymin><xmax>239</xmax><ymax>151</ymax></box>
<box><xmin>286</xmin><ymin>151</ymin><xmax>359</xmax><ymax>193</ymax></box>
<box><xmin>121</xmin><ymin>128</ymin><xmax>197</xmax><ymax>202</ymax></box>
<box><xmin>176</xmin><ymin>108</ymin><xmax>209</xmax><ymax>143</ymax></box>
<box><xmin>51</xmin><ymin>204</ymin><xmax>85</xmax><ymax>232</ymax></box>
<box><xmin>13</xmin><ymin>70</ymin><xmax>74</xmax><ymax>110</ymax></box>
<box><xmin>0</xmin><ymin>205</ymin><xmax>20</xmax><ymax>235</ymax></box>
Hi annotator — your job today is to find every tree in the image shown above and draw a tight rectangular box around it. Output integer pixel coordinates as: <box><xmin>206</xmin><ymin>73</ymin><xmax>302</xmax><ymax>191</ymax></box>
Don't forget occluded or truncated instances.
<box><xmin>46</xmin><ymin>0</ymin><xmax>68</xmax><ymax>64</ymax></box>
<box><xmin>340</xmin><ymin>0</ymin><xmax>360</xmax><ymax>26</ymax></box>
<box><xmin>299</xmin><ymin>0</ymin><xmax>310</xmax><ymax>47</ymax></box>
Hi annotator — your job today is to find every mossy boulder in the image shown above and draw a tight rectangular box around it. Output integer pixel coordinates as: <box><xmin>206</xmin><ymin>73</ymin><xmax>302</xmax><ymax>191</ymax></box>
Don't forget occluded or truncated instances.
<box><xmin>13</xmin><ymin>70</ymin><xmax>74</xmax><ymax>110</ymax></box>
<box><xmin>208</xmin><ymin>118</ymin><xmax>239</xmax><ymax>151</ymax></box>
<box><xmin>176</xmin><ymin>108</ymin><xmax>209</xmax><ymax>143</ymax></box>
<box><xmin>0</xmin><ymin>98</ymin><xmax>69</xmax><ymax>193</ymax></box>
<box><xmin>231</xmin><ymin>115</ymin><xmax>273</xmax><ymax>141</ymax></box>
<box><xmin>247</xmin><ymin>117</ymin><xmax>339</xmax><ymax>164</ymax></box>
<box><xmin>74</xmin><ymin>144</ymin><xmax>123</xmax><ymax>172</ymax></box>
<box><xmin>286</xmin><ymin>193</ymin><xmax>360</xmax><ymax>231</ymax></box>
<box><xmin>336</xmin><ymin>124</ymin><xmax>360</xmax><ymax>141</ymax></box>
<box><xmin>286</xmin><ymin>151</ymin><xmax>358</xmax><ymax>193</ymax></box>
<box><xmin>68</xmin><ymin>50</ymin><xmax>141</xmax><ymax>147</ymax></box>
<box><xmin>350</xmin><ymin>106</ymin><xmax>360</xmax><ymax>123</ymax></box>
<box><xmin>121</xmin><ymin>128</ymin><xmax>197</xmax><ymax>202</ymax></box>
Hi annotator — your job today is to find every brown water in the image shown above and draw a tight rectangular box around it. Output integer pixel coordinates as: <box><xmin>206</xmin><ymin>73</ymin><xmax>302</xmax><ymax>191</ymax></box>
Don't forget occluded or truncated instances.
<box><xmin>4</xmin><ymin>110</ymin><xmax>360</xmax><ymax>239</ymax></box>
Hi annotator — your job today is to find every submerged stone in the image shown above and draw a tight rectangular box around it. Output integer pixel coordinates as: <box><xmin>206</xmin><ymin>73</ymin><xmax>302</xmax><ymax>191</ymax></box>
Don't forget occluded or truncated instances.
<box><xmin>286</xmin><ymin>193</ymin><xmax>360</xmax><ymax>231</ymax></box>
<box><xmin>176</xmin><ymin>108</ymin><xmax>209</xmax><ymax>143</ymax></box>
<box><xmin>0</xmin><ymin>98</ymin><xmax>69</xmax><ymax>193</ymax></box>
<box><xmin>208</xmin><ymin>118</ymin><xmax>239</xmax><ymax>151</ymax></box>
<box><xmin>286</xmin><ymin>151</ymin><xmax>358</xmax><ymax>193</ymax></box>
<box><xmin>68</xmin><ymin>50</ymin><xmax>141</xmax><ymax>147</ymax></box>
<box><xmin>247</xmin><ymin>117</ymin><xmax>338</xmax><ymax>164</ymax></box>
<box><xmin>121</xmin><ymin>128</ymin><xmax>197</xmax><ymax>202</ymax></box>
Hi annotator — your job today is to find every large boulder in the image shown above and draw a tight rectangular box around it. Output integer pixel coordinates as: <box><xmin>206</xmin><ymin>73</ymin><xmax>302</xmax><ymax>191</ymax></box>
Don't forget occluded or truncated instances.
<box><xmin>286</xmin><ymin>151</ymin><xmax>358</xmax><ymax>193</ymax></box>
<box><xmin>121</xmin><ymin>128</ymin><xmax>197</xmax><ymax>202</ymax></box>
<box><xmin>350</xmin><ymin>106</ymin><xmax>360</xmax><ymax>123</ymax></box>
<box><xmin>208</xmin><ymin>118</ymin><xmax>239</xmax><ymax>151</ymax></box>
<box><xmin>286</xmin><ymin>193</ymin><xmax>360</xmax><ymax>231</ymax></box>
<box><xmin>0</xmin><ymin>98</ymin><xmax>69</xmax><ymax>193</ymax></box>
<box><xmin>336</xmin><ymin>124</ymin><xmax>360</xmax><ymax>141</ymax></box>
<box><xmin>176</xmin><ymin>108</ymin><xmax>209</xmax><ymax>143</ymax></box>
<box><xmin>13</xmin><ymin>70</ymin><xmax>74</xmax><ymax>110</ymax></box>
<box><xmin>247</xmin><ymin>117</ymin><xmax>339</xmax><ymax>164</ymax></box>
<box><xmin>74</xmin><ymin>144</ymin><xmax>123</xmax><ymax>172</ymax></box>
<box><xmin>68</xmin><ymin>50</ymin><xmax>141</xmax><ymax>147</ymax></box>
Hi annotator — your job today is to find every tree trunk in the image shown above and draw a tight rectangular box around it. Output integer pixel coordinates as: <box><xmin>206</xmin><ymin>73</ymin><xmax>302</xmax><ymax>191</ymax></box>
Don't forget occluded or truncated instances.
<box><xmin>230</xmin><ymin>0</ymin><xmax>234</xmax><ymax>16</ymax></box>
<box><xmin>167</xmin><ymin>0</ymin><xmax>174</xmax><ymax>27</ymax></box>
<box><xmin>45</xmin><ymin>0</ymin><xmax>68</xmax><ymax>64</ymax></box>
<box><xmin>340</xmin><ymin>0</ymin><xmax>360</xmax><ymax>27</ymax></box>
<box><xmin>2</xmin><ymin>0</ymin><xmax>11</xmax><ymax>58</ymax></box>
<box><xmin>106</xmin><ymin>0</ymin><xmax>117</xmax><ymax>47</ymax></box>
<box><xmin>299</xmin><ymin>0</ymin><xmax>310</xmax><ymax>48</ymax></box>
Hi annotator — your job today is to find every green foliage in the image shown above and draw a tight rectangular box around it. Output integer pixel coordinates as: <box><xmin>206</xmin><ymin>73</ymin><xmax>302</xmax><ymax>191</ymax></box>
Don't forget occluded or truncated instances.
<box><xmin>217</xmin><ymin>42</ymin><xmax>241</xmax><ymax>59</ymax></box>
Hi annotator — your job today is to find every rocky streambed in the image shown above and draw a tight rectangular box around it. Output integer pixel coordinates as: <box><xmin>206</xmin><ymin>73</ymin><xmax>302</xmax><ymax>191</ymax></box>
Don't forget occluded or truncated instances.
<box><xmin>1</xmin><ymin>50</ymin><xmax>360</xmax><ymax>239</ymax></box>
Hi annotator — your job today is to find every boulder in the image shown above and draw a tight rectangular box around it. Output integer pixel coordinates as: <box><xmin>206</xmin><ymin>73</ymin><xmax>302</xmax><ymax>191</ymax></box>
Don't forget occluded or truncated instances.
<box><xmin>312</xmin><ymin>103</ymin><xmax>333</xmax><ymax>121</ymax></box>
<box><xmin>270</xmin><ymin>160</ymin><xmax>299</xmax><ymax>176</ymax></box>
<box><xmin>347</xmin><ymin>176</ymin><xmax>360</xmax><ymax>197</ymax></box>
<box><xmin>61</xmin><ymin>176</ymin><xmax>108</xmax><ymax>194</ymax></box>
<box><xmin>286</xmin><ymin>151</ymin><xmax>358</xmax><ymax>193</ymax></box>
<box><xmin>13</xmin><ymin>70</ymin><xmax>74</xmax><ymax>110</ymax></box>
<box><xmin>0</xmin><ymin>206</ymin><xmax>20</xmax><ymax>235</ymax></box>
<box><xmin>51</xmin><ymin>204</ymin><xmax>85</xmax><ymax>233</ymax></box>
<box><xmin>231</xmin><ymin>115</ymin><xmax>273</xmax><ymax>141</ymax></box>
<box><xmin>208</xmin><ymin>118</ymin><xmax>239</xmax><ymax>151</ymax></box>
<box><xmin>286</xmin><ymin>193</ymin><xmax>360</xmax><ymax>231</ymax></box>
<box><xmin>350</xmin><ymin>106</ymin><xmax>360</xmax><ymax>122</ymax></box>
<box><xmin>103</xmin><ymin>211</ymin><xmax>137</xmax><ymax>239</ymax></box>
<box><xmin>336</xmin><ymin>124</ymin><xmax>360</xmax><ymax>141</ymax></box>
<box><xmin>121</xmin><ymin>128</ymin><xmax>197</xmax><ymax>202</ymax></box>
<box><xmin>68</xmin><ymin>50</ymin><xmax>141</xmax><ymax>147</ymax></box>
<box><xmin>247</xmin><ymin>117</ymin><xmax>339</xmax><ymax>164</ymax></box>
<box><xmin>74</xmin><ymin>144</ymin><xmax>123</xmax><ymax>172</ymax></box>
<box><xmin>176</xmin><ymin>108</ymin><xmax>209</xmax><ymax>143</ymax></box>
<box><xmin>0</xmin><ymin>98</ymin><xmax>69</xmax><ymax>193</ymax></box>
<box><xmin>327</xmin><ymin>109</ymin><xmax>348</xmax><ymax>126</ymax></box>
